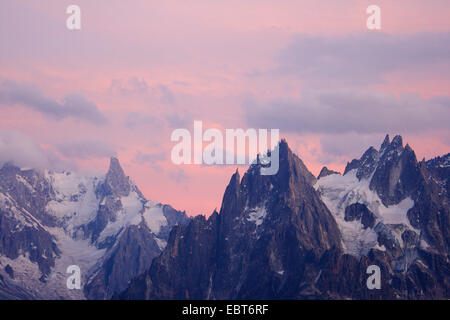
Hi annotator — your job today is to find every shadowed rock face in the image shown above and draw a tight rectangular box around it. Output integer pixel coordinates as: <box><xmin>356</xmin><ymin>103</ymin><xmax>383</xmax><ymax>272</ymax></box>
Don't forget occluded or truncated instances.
<box><xmin>344</xmin><ymin>203</ymin><xmax>375</xmax><ymax>229</ymax></box>
<box><xmin>118</xmin><ymin>140</ymin><xmax>343</xmax><ymax>300</ymax></box>
<box><xmin>84</xmin><ymin>205</ymin><xmax>189</xmax><ymax>300</ymax></box>
<box><xmin>84</xmin><ymin>222</ymin><xmax>161</xmax><ymax>300</ymax></box>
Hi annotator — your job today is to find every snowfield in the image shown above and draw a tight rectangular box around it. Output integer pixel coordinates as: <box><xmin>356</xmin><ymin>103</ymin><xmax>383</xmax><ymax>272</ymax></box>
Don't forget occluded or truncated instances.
<box><xmin>314</xmin><ymin>170</ymin><xmax>416</xmax><ymax>257</ymax></box>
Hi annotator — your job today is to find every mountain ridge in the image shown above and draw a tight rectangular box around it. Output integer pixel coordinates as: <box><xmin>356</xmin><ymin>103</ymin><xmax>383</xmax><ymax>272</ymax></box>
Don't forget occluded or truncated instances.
<box><xmin>118</xmin><ymin>135</ymin><xmax>449</xmax><ymax>300</ymax></box>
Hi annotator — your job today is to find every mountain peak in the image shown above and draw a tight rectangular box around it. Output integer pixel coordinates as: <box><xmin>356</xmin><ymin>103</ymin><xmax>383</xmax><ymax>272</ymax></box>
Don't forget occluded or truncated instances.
<box><xmin>391</xmin><ymin>135</ymin><xmax>403</xmax><ymax>148</ymax></box>
<box><xmin>105</xmin><ymin>157</ymin><xmax>131</xmax><ymax>197</ymax></box>
<box><xmin>380</xmin><ymin>134</ymin><xmax>390</xmax><ymax>151</ymax></box>
<box><xmin>108</xmin><ymin>156</ymin><xmax>122</xmax><ymax>172</ymax></box>
<box><xmin>318</xmin><ymin>166</ymin><xmax>340</xmax><ymax>179</ymax></box>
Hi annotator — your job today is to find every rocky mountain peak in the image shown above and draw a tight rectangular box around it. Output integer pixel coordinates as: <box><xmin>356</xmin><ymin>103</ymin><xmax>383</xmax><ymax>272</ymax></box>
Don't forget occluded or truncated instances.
<box><xmin>118</xmin><ymin>140</ymin><xmax>343</xmax><ymax>299</ymax></box>
<box><xmin>379</xmin><ymin>134</ymin><xmax>405</xmax><ymax>157</ymax></box>
<box><xmin>380</xmin><ymin>134</ymin><xmax>390</xmax><ymax>151</ymax></box>
<box><xmin>391</xmin><ymin>134</ymin><xmax>403</xmax><ymax>148</ymax></box>
<box><xmin>356</xmin><ymin>146</ymin><xmax>379</xmax><ymax>180</ymax></box>
<box><xmin>275</xmin><ymin>139</ymin><xmax>316</xmax><ymax>186</ymax></box>
<box><xmin>341</xmin><ymin>134</ymin><xmax>422</xmax><ymax>206</ymax></box>
<box><xmin>218</xmin><ymin>169</ymin><xmax>241</xmax><ymax>218</ymax></box>
<box><xmin>104</xmin><ymin>157</ymin><xmax>131</xmax><ymax>197</ymax></box>
<box><xmin>369</xmin><ymin>134</ymin><xmax>421</xmax><ymax>206</ymax></box>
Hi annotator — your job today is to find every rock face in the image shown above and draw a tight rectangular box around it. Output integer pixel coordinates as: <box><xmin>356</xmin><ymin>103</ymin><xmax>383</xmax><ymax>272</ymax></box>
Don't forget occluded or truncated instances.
<box><xmin>344</xmin><ymin>203</ymin><xmax>375</xmax><ymax>229</ymax></box>
<box><xmin>119</xmin><ymin>136</ymin><xmax>449</xmax><ymax>300</ymax></box>
<box><xmin>316</xmin><ymin>135</ymin><xmax>449</xmax><ymax>299</ymax></box>
<box><xmin>0</xmin><ymin>157</ymin><xmax>188</xmax><ymax>299</ymax></box>
<box><xmin>84</xmin><ymin>203</ymin><xmax>188</xmax><ymax>300</ymax></box>
<box><xmin>0</xmin><ymin>165</ymin><xmax>60</xmax><ymax>280</ymax></box>
<box><xmin>118</xmin><ymin>140</ymin><xmax>343</xmax><ymax>299</ymax></box>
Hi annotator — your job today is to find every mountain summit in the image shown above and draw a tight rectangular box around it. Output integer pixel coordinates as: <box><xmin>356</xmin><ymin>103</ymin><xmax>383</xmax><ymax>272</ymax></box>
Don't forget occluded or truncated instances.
<box><xmin>119</xmin><ymin>140</ymin><xmax>343</xmax><ymax>299</ymax></box>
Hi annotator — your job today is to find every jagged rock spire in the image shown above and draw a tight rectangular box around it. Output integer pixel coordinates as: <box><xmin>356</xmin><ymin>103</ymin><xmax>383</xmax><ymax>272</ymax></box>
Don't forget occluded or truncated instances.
<box><xmin>380</xmin><ymin>134</ymin><xmax>390</xmax><ymax>151</ymax></box>
<box><xmin>105</xmin><ymin>157</ymin><xmax>131</xmax><ymax>197</ymax></box>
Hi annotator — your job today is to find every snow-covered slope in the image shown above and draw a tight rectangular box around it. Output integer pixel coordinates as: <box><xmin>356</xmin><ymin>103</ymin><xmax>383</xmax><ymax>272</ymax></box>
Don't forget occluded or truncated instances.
<box><xmin>315</xmin><ymin>169</ymin><xmax>417</xmax><ymax>256</ymax></box>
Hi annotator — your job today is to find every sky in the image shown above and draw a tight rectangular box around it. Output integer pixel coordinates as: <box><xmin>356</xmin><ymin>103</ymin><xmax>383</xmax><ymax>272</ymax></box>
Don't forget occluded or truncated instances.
<box><xmin>0</xmin><ymin>0</ymin><xmax>449</xmax><ymax>216</ymax></box>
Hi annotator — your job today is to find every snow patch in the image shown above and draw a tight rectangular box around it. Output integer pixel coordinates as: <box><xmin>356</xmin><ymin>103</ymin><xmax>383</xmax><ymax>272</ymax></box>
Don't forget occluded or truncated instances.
<box><xmin>143</xmin><ymin>202</ymin><xmax>168</xmax><ymax>235</ymax></box>
<box><xmin>45</xmin><ymin>171</ymin><xmax>102</xmax><ymax>233</ymax></box>
<box><xmin>246</xmin><ymin>206</ymin><xmax>267</xmax><ymax>227</ymax></box>
<box><xmin>315</xmin><ymin>170</ymin><xmax>416</xmax><ymax>257</ymax></box>
<box><xmin>154</xmin><ymin>238</ymin><xmax>167</xmax><ymax>251</ymax></box>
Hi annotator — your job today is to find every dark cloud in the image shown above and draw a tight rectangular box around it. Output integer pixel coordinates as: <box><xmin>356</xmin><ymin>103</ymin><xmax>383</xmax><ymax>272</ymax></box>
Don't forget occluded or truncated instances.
<box><xmin>244</xmin><ymin>90</ymin><xmax>450</xmax><ymax>135</ymax></box>
<box><xmin>278</xmin><ymin>32</ymin><xmax>450</xmax><ymax>85</ymax></box>
<box><xmin>134</xmin><ymin>151</ymin><xmax>166</xmax><ymax>164</ymax></box>
<box><xmin>320</xmin><ymin>133</ymin><xmax>385</xmax><ymax>159</ymax></box>
<box><xmin>164</xmin><ymin>112</ymin><xmax>193</xmax><ymax>128</ymax></box>
<box><xmin>0</xmin><ymin>79</ymin><xmax>108</xmax><ymax>124</ymax></box>
<box><xmin>56</xmin><ymin>140</ymin><xmax>116</xmax><ymax>160</ymax></box>
<box><xmin>169</xmin><ymin>168</ymin><xmax>189</xmax><ymax>184</ymax></box>
<box><xmin>158</xmin><ymin>84</ymin><xmax>176</xmax><ymax>105</ymax></box>
<box><xmin>109</xmin><ymin>77</ymin><xmax>149</xmax><ymax>96</ymax></box>
<box><xmin>124</xmin><ymin>112</ymin><xmax>161</xmax><ymax>129</ymax></box>
<box><xmin>109</xmin><ymin>77</ymin><xmax>176</xmax><ymax>105</ymax></box>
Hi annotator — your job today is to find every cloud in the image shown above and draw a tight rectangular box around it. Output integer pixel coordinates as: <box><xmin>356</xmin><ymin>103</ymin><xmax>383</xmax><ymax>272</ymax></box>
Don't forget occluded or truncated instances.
<box><xmin>109</xmin><ymin>77</ymin><xmax>149</xmax><ymax>96</ymax></box>
<box><xmin>134</xmin><ymin>150</ymin><xmax>166</xmax><ymax>164</ymax></box>
<box><xmin>278</xmin><ymin>32</ymin><xmax>450</xmax><ymax>85</ymax></box>
<box><xmin>244</xmin><ymin>90</ymin><xmax>450</xmax><ymax>135</ymax></box>
<box><xmin>124</xmin><ymin>112</ymin><xmax>161</xmax><ymax>129</ymax></box>
<box><xmin>319</xmin><ymin>133</ymin><xmax>386</xmax><ymax>163</ymax></box>
<box><xmin>169</xmin><ymin>168</ymin><xmax>189</xmax><ymax>184</ymax></box>
<box><xmin>0</xmin><ymin>130</ymin><xmax>50</xmax><ymax>169</ymax></box>
<box><xmin>56</xmin><ymin>140</ymin><xmax>117</xmax><ymax>160</ymax></box>
<box><xmin>157</xmin><ymin>84</ymin><xmax>176</xmax><ymax>105</ymax></box>
<box><xmin>0</xmin><ymin>79</ymin><xmax>108</xmax><ymax>125</ymax></box>
<box><xmin>164</xmin><ymin>112</ymin><xmax>193</xmax><ymax>128</ymax></box>
<box><xmin>109</xmin><ymin>78</ymin><xmax>176</xmax><ymax>104</ymax></box>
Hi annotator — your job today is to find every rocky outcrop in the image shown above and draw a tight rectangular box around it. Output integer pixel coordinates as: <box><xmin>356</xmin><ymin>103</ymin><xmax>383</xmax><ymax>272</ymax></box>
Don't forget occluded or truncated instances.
<box><xmin>344</xmin><ymin>203</ymin><xmax>375</xmax><ymax>229</ymax></box>
<box><xmin>317</xmin><ymin>166</ymin><xmax>340</xmax><ymax>179</ymax></box>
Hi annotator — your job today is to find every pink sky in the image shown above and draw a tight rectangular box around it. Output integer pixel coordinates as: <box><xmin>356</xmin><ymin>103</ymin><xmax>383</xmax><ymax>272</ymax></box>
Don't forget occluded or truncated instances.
<box><xmin>0</xmin><ymin>1</ymin><xmax>449</xmax><ymax>215</ymax></box>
